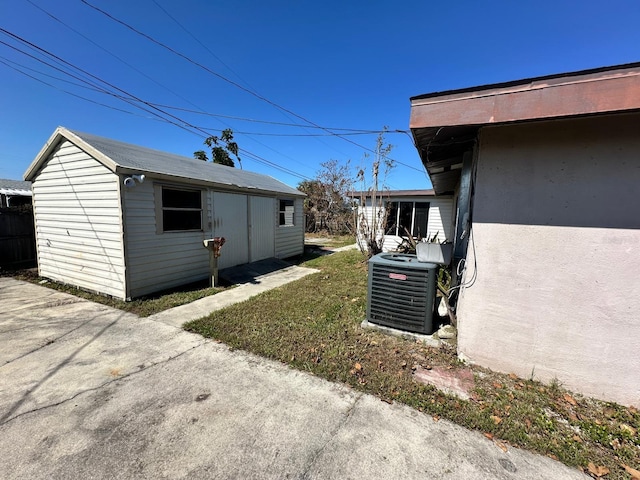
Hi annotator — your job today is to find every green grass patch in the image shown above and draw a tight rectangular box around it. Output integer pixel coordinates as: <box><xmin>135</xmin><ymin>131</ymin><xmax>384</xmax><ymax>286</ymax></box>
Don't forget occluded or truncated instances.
<box><xmin>305</xmin><ymin>233</ymin><xmax>356</xmax><ymax>248</ymax></box>
<box><xmin>186</xmin><ymin>249</ymin><xmax>640</xmax><ymax>479</ymax></box>
<box><xmin>7</xmin><ymin>269</ymin><xmax>228</xmax><ymax>317</ymax></box>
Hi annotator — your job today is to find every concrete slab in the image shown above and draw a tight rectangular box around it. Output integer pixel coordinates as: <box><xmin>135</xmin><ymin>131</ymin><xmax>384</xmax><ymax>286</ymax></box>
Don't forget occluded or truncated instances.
<box><xmin>413</xmin><ymin>366</ymin><xmax>476</xmax><ymax>401</ymax></box>
<box><xmin>0</xmin><ymin>278</ymin><xmax>204</xmax><ymax>422</ymax></box>
<box><xmin>0</xmin><ymin>277</ymin><xmax>589</xmax><ymax>480</ymax></box>
<box><xmin>218</xmin><ymin>257</ymin><xmax>298</xmax><ymax>285</ymax></box>
<box><xmin>147</xmin><ymin>261</ymin><xmax>319</xmax><ymax>328</ymax></box>
<box><xmin>361</xmin><ymin>319</ymin><xmax>444</xmax><ymax>348</ymax></box>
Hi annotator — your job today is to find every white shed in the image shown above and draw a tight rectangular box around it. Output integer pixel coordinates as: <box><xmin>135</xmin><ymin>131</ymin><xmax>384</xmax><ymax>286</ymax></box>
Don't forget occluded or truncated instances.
<box><xmin>356</xmin><ymin>190</ymin><xmax>454</xmax><ymax>252</ymax></box>
<box><xmin>24</xmin><ymin>127</ymin><xmax>305</xmax><ymax>300</ymax></box>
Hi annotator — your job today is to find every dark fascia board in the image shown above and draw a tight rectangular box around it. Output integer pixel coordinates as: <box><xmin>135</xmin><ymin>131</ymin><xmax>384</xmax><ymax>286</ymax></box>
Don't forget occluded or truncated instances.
<box><xmin>350</xmin><ymin>189</ymin><xmax>437</xmax><ymax>198</ymax></box>
<box><xmin>410</xmin><ymin>61</ymin><xmax>640</xmax><ymax>102</ymax></box>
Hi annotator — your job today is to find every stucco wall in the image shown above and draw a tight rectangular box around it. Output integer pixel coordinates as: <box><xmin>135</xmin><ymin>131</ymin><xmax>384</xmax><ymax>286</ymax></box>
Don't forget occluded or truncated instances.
<box><xmin>457</xmin><ymin>113</ymin><xmax>640</xmax><ymax>406</ymax></box>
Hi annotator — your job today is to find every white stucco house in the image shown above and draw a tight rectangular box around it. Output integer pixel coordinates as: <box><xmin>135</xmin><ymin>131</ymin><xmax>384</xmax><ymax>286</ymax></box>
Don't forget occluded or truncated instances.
<box><xmin>24</xmin><ymin>127</ymin><xmax>305</xmax><ymax>300</ymax></box>
<box><xmin>410</xmin><ymin>62</ymin><xmax>640</xmax><ymax>406</ymax></box>
<box><xmin>355</xmin><ymin>189</ymin><xmax>454</xmax><ymax>252</ymax></box>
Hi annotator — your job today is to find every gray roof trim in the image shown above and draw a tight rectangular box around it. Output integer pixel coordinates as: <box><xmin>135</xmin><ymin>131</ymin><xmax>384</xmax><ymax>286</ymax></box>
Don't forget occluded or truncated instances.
<box><xmin>25</xmin><ymin>127</ymin><xmax>303</xmax><ymax>197</ymax></box>
<box><xmin>0</xmin><ymin>179</ymin><xmax>32</xmax><ymax>195</ymax></box>
<box><xmin>351</xmin><ymin>189</ymin><xmax>439</xmax><ymax>198</ymax></box>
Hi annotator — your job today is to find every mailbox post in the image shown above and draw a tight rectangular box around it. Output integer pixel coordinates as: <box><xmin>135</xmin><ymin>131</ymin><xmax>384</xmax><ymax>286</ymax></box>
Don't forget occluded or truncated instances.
<box><xmin>203</xmin><ymin>237</ymin><xmax>226</xmax><ymax>287</ymax></box>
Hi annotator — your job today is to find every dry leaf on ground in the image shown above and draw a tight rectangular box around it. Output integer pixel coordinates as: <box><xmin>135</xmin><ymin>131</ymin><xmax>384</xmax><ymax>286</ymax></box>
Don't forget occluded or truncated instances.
<box><xmin>587</xmin><ymin>462</ymin><xmax>610</xmax><ymax>477</ymax></box>
<box><xmin>620</xmin><ymin>423</ymin><xmax>637</xmax><ymax>436</ymax></box>
<box><xmin>563</xmin><ymin>393</ymin><xmax>577</xmax><ymax>406</ymax></box>
<box><xmin>490</xmin><ymin>415</ymin><xmax>502</xmax><ymax>425</ymax></box>
<box><xmin>622</xmin><ymin>464</ymin><xmax>640</xmax><ymax>479</ymax></box>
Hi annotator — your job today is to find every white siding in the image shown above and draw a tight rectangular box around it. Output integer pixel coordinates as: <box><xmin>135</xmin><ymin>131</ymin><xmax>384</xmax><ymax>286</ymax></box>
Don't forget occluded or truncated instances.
<box><xmin>275</xmin><ymin>197</ymin><xmax>304</xmax><ymax>258</ymax></box>
<box><xmin>357</xmin><ymin>196</ymin><xmax>454</xmax><ymax>252</ymax></box>
<box><xmin>249</xmin><ymin>196</ymin><xmax>275</xmax><ymax>262</ymax></box>
<box><xmin>123</xmin><ymin>180</ymin><xmax>210</xmax><ymax>298</ymax></box>
<box><xmin>32</xmin><ymin>141</ymin><xmax>126</xmax><ymax>299</ymax></box>
<box><xmin>426</xmin><ymin>197</ymin><xmax>454</xmax><ymax>242</ymax></box>
<box><xmin>124</xmin><ymin>186</ymin><xmax>299</xmax><ymax>297</ymax></box>
<box><xmin>213</xmin><ymin>192</ymin><xmax>249</xmax><ymax>269</ymax></box>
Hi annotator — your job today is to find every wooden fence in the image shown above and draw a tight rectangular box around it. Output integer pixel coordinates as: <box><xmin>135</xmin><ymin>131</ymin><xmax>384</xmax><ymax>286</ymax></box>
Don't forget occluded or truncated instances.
<box><xmin>0</xmin><ymin>207</ymin><xmax>36</xmax><ymax>269</ymax></box>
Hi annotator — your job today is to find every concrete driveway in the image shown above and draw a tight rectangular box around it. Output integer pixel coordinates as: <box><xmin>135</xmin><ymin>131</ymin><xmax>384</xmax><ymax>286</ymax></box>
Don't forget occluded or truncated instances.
<box><xmin>0</xmin><ymin>277</ymin><xmax>587</xmax><ymax>479</ymax></box>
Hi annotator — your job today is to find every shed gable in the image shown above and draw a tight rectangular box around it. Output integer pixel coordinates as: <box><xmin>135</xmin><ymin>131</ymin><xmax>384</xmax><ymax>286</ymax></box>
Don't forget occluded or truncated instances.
<box><xmin>32</xmin><ymin>140</ymin><xmax>126</xmax><ymax>299</ymax></box>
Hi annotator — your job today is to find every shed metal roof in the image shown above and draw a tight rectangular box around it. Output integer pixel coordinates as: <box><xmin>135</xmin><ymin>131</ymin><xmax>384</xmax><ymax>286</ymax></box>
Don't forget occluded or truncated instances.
<box><xmin>24</xmin><ymin>127</ymin><xmax>304</xmax><ymax>197</ymax></box>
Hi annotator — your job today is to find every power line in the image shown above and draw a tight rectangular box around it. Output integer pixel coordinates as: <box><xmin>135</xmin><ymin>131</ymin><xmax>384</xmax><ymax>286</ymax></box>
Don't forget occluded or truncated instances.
<box><xmin>0</xmin><ymin>57</ymin><xmax>151</xmax><ymax>119</ymax></box>
<box><xmin>149</xmin><ymin>102</ymin><xmax>394</xmax><ymax>132</ymax></box>
<box><xmin>4</xmin><ymin>48</ymin><xmax>405</xmax><ymax>140</ymax></box>
<box><xmin>79</xmin><ymin>0</ymin><xmax>424</xmax><ymax>173</ymax></box>
<box><xmin>0</xmin><ymin>29</ymin><xmax>213</xmax><ymax>136</ymax></box>
<box><xmin>23</xmin><ymin>0</ymin><xmax>315</xmax><ymax>176</ymax></box>
<box><xmin>0</xmin><ymin>27</ymin><xmax>313</xmax><ymax>181</ymax></box>
<box><xmin>147</xmin><ymin>0</ymin><xmax>355</xmax><ymax>160</ymax></box>
<box><xmin>25</xmin><ymin>0</ymin><xmax>311</xmax><ymax>177</ymax></box>
<box><xmin>24</xmin><ymin>0</ymin><xmax>221</xmax><ymax>127</ymax></box>
<box><xmin>150</xmin><ymin>0</ymin><xmax>255</xmax><ymax>92</ymax></box>
<box><xmin>239</xmin><ymin>149</ymin><xmax>307</xmax><ymax>181</ymax></box>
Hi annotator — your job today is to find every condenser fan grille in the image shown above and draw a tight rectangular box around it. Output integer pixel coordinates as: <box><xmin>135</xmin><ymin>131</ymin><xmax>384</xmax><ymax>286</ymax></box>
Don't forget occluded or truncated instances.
<box><xmin>367</xmin><ymin>254</ymin><xmax>437</xmax><ymax>334</ymax></box>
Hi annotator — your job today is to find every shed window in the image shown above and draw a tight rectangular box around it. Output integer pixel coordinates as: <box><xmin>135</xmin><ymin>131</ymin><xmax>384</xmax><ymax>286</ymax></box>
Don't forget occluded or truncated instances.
<box><xmin>161</xmin><ymin>187</ymin><xmax>202</xmax><ymax>231</ymax></box>
<box><xmin>279</xmin><ymin>199</ymin><xmax>294</xmax><ymax>226</ymax></box>
<box><xmin>385</xmin><ymin>201</ymin><xmax>430</xmax><ymax>238</ymax></box>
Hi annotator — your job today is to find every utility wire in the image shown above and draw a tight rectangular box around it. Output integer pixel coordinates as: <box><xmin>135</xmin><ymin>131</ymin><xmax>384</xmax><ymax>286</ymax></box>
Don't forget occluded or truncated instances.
<box><xmin>150</xmin><ymin>0</ymin><xmax>255</xmax><ymax>92</ymax></box>
<box><xmin>0</xmin><ymin>53</ymin><xmax>105</xmax><ymax>92</ymax></box>
<box><xmin>1</xmin><ymin>54</ymin><xmax>395</xmax><ymax>139</ymax></box>
<box><xmin>80</xmin><ymin>0</ymin><xmax>424</xmax><ymax>173</ymax></box>
<box><xmin>24</xmin><ymin>0</ymin><xmax>315</xmax><ymax>175</ymax></box>
<box><xmin>239</xmin><ymin>149</ymin><xmax>308</xmax><ymax>181</ymax></box>
<box><xmin>0</xmin><ymin>29</ymin><xmax>212</xmax><ymax>137</ymax></box>
<box><xmin>150</xmin><ymin>102</ymin><xmax>395</xmax><ymax>132</ymax></box>
<box><xmin>24</xmin><ymin>0</ymin><xmax>229</xmax><ymax>130</ymax></box>
<box><xmin>0</xmin><ymin>57</ymin><xmax>150</xmax><ymax>118</ymax></box>
<box><xmin>148</xmin><ymin>0</ymin><xmax>354</xmax><ymax>160</ymax></box>
<box><xmin>3</xmin><ymin>50</ymin><xmax>403</xmax><ymax>139</ymax></box>
<box><xmin>0</xmin><ymin>28</ymin><xmax>312</xmax><ymax>180</ymax></box>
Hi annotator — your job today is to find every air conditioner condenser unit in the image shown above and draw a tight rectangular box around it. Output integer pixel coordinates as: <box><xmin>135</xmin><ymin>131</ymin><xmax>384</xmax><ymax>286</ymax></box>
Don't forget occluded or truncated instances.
<box><xmin>366</xmin><ymin>253</ymin><xmax>438</xmax><ymax>334</ymax></box>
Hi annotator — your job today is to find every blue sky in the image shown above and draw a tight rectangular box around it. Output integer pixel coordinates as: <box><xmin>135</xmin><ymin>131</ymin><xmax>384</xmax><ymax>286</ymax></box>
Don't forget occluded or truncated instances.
<box><xmin>1</xmin><ymin>1</ymin><xmax>639</xmax><ymax>189</ymax></box>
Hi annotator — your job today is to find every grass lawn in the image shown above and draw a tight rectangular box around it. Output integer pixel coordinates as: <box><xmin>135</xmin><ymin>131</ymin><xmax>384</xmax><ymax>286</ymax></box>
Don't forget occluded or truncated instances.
<box><xmin>305</xmin><ymin>233</ymin><xmax>356</xmax><ymax>248</ymax></box>
<box><xmin>185</xmin><ymin>249</ymin><xmax>640</xmax><ymax>480</ymax></box>
<box><xmin>6</xmin><ymin>269</ymin><xmax>229</xmax><ymax>317</ymax></box>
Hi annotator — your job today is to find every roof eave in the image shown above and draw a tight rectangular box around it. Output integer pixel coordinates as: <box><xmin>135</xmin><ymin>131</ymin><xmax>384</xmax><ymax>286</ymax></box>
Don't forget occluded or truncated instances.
<box><xmin>410</xmin><ymin>63</ymin><xmax>640</xmax><ymax>195</ymax></box>
<box><xmin>116</xmin><ymin>167</ymin><xmax>304</xmax><ymax>197</ymax></box>
<box><xmin>410</xmin><ymin>66</ymin><xmax>640</xmax><ymax>131</ymax></box>
<box><xmin>24</xmin><ymin>127</ymin><xmax>119</xmax><ymax>181</ymax></box>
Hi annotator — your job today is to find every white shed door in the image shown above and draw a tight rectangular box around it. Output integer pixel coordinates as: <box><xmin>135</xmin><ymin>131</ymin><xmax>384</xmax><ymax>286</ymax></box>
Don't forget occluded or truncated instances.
<box><xmin>249</xmin><ymin>196</ymin><xmax>275</xmax><ymax>262</ymax></box>
<box><xmin>213</xmin><ymin>192</ymin><xmax>249</xmax><ymax>269</ymax></box>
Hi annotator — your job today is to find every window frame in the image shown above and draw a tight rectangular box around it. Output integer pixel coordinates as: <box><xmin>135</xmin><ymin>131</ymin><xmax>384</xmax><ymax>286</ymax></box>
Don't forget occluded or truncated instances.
<box><xmin>154</xmin><ymin>184</ymin><xmax>205</xmax><ymax>233</ymax></box>
<box><xmin>279</xmin><ymin>198</ymin><xmax>295</xmax><ymax>227</ymax></box>
<box><xmin>384</xmin><ymin>200</ymin><xmax>430</xmax><ymax>238</ymax></box>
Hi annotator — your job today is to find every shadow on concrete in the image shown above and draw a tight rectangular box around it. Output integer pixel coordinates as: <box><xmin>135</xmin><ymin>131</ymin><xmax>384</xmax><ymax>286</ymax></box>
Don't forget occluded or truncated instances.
<box><xmin>0</xmin><ymin>310</ymin><xmax>126</xmax><ymax>424</ymax></box>
<box><xmin>219</xmin><ymin>258</ymin><xmax>294</xmax><ymax>286</ymax></box>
